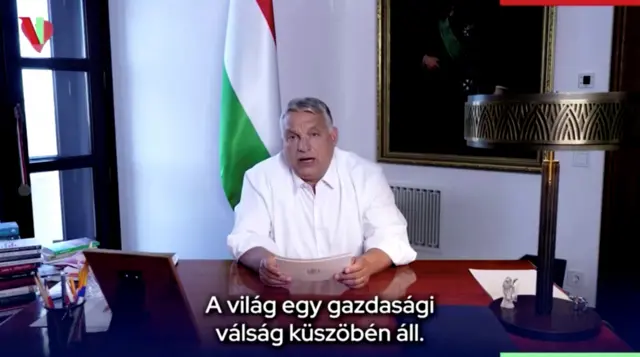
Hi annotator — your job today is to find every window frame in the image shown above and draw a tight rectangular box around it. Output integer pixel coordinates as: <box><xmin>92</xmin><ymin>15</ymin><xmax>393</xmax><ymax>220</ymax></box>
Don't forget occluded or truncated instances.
<box><xmin>0</xmin><ymin>0</ymin><xmax>122</xmax><ymax>249</ymax></box>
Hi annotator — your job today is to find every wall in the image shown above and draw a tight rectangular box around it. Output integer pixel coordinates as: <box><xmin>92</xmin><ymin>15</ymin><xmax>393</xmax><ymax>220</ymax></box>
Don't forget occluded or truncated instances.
<box><xmin>109</xmin><ymin>0</ymin><xmax>613</xmax><ymax>304</ymax></box>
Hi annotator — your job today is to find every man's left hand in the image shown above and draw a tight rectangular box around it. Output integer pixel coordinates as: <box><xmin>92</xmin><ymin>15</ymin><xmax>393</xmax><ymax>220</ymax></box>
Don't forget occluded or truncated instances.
<box><xmin>335</xmin><ymin>257</ymin><xmax>371</xmax><ymax>289</ymax></box>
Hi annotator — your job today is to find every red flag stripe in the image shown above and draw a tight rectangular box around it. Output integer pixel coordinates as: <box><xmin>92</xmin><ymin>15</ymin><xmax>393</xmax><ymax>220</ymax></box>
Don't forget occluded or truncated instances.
<box><xmin>256</xmin><ymin>0</ymin><xmax>276</xmax><ymax>42</ymax></box>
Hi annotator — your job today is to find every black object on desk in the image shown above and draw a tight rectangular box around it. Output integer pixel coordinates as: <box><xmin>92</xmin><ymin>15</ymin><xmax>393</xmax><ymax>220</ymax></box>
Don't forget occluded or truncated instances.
<box><xmin>45</xmin><ymin>300</ymin><xmax>86</xmax><ymax>356</ymax></box>
<box><xmin>519</xmin><ymin>254</ymin><xmax>567</xmax><ymax>287</ymax></box>
<box><xmin>82</xmin><ymin>249</ymin><xmax>200</xmax><ymax>345</ymax></box>
<box><xmin>109</xmin><ymin>269</ymin><xmax>150</xmax><ymax>330</ymax></box>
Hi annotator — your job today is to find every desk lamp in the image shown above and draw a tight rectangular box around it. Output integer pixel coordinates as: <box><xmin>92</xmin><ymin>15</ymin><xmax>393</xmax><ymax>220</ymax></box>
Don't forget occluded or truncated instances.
<box><xmin>464</xmin><ymin>92</ymin><xmax>640</xmax><ymax>341</ymax></box>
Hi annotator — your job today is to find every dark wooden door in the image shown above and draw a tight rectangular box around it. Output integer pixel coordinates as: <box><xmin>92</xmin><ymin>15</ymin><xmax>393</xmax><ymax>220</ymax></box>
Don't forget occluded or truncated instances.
<box><xmin>597</xmin><ymin>6</ymin><xmax>640</xmax><ymax>348</ymax></box>
<box><xmin>598</xmin><ymin>7</ymin><xmax>640</xmax><ymax>288</ymax></box>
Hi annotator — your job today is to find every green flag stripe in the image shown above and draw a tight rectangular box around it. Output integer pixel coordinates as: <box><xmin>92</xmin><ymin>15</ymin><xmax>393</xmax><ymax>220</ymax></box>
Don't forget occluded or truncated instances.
<box><xmin>35</xmin><ymin>17</ymin><xmax>45</xmax><ymax>44</ymax></box>
<box><xmin>220</xmin><ymin>67</ymin><xmax>270</xmax><ymax>208</ymax></box>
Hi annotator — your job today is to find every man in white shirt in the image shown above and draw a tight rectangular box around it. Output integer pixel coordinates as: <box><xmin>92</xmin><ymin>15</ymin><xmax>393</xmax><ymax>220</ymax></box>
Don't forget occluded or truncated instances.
<box><xmin>227</xmin><ymin>97</ymin><xmax>417</xmax><ymax>288</ymax></box>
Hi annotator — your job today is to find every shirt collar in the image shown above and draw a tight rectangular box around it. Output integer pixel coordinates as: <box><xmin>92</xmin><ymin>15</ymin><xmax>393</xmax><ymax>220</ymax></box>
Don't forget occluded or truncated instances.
<box><xmin>291</xmin><ymin>153</ymin><xmax>338</xmax><ymax>191</ymax></box>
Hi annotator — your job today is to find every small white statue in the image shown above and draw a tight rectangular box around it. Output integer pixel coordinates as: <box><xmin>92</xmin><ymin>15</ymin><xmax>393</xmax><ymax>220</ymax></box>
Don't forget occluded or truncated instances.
<box><xmin>501</xmin><ymin>277</ymin><xmax>518</xmax><ymax>309</ymax></box>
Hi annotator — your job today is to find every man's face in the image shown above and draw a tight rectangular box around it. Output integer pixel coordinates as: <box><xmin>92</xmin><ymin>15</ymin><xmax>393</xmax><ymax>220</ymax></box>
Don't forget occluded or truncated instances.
<box><xmin>282</xmin><ymin>110</ymin><xmax>337</xmax><ymax>184</ymax></box>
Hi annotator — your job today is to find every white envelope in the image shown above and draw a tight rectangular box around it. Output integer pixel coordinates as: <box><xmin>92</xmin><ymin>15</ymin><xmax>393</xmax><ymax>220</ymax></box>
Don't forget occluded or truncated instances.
<box><xmin>275</xmin><ymin>254</ymin><xmax>353</xmax><ymax>282</ymax></box>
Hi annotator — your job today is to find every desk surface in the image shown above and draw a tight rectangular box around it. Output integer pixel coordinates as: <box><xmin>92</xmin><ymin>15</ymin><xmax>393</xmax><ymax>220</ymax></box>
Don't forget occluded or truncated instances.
<box><xmin>0</xmin><ymin>260</ymin><xmax>631</xmax><ymax>355</ymax></box>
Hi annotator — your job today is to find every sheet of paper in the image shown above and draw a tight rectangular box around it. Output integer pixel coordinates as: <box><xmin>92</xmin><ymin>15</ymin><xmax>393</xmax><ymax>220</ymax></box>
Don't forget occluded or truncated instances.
<box><xmin>29</xmin><ymin>296</ymin><xmax>112</xmax><ymax>333</ymax></box>
<box><xmin>276</xmin><ymin>254</ymin><xmax>352</xmax><ymax>282</ymax></box>
<box><xmin>469</xmin><ymin>269</ymin><xmax>570</xmax><ymax>301</ymax></box>
<box><xmin>287</xmin><ymin>279</ymin><xmax>349</xmax><ymax>296</ymax></box>
<box><xmin>275</xmin><ymin>252</ymin><xmax>352</xmax><ymax>263</ymax></box>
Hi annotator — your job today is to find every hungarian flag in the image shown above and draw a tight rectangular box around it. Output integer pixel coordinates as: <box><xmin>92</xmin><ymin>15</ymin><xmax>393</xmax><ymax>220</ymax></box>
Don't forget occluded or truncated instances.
<box><xmin>220</xmin><ymin>0</ymin><xmax>281</xmax><ymax>208</ymax></box>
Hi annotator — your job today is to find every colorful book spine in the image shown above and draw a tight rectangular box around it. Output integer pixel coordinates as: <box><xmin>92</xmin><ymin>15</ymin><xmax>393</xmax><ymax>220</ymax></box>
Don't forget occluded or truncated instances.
<box><xmin>0</xmin><ymin>249</ymin><xmax>39</xmax><ymax>259</ymax></box>
<box><xmin>0</xmin><ymin>292</ymin><xmax>36</xmax><ymax>308</ymax></box>
<box><xmin>0</xmin><ymin>277</ymin><xmax>33</xmax><ymax>291</ymax></box>
<box><xmin>0</xmin><ymin>238</ymin><xmax>40</xmax><ymax>251</ymax></box>
<box><xmin>0</xmin><ymin>236</ymin><xmax>20</xmax><ymax>241</ymax></box>
<box><xmin>0</xmin><ymin>285</ymin><xmax>36</xmax><ymax>299</ymax></box>
<box><xmin>0</xmin><ymin>253</ymin><xmax>41</xmax><ymax>264</ymax></box>
<box><xmin>0</xmin><ymin>270</ymin><xmax>36</xmax><ymax>281</ymax></box>
<box><xmin>0</xmin><ymin>245</ymin><xmax>42</xmax><ymax>254</ymax></box>
<box><xmin>0</xmin><ymin>258</ymin><xmax>42</xmax><ymax>269</ymax></box>
<box><xmin>0</xmin><ymin>263</ymin><xmax>39</xmax><ymax>275</ymax></box>
<box><xmin>42</xmin><ymin>238</ymin><xmax>98</xmax><ymax>256</ymax></box>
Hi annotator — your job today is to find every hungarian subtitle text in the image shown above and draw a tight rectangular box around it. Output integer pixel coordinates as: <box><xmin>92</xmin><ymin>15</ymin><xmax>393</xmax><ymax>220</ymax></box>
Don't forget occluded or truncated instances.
<box><xmin>204</xmin><ymin>295</ymin><xmax>435</xmax><ymax>347</ymax></box>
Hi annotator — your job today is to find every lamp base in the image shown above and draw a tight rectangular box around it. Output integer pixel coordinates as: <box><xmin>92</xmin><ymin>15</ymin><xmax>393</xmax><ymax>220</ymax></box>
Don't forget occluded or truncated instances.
<box><xmin>488</xmin><ymin>295</ymin><xmax>602</xmax><ymax>341</ymax></box>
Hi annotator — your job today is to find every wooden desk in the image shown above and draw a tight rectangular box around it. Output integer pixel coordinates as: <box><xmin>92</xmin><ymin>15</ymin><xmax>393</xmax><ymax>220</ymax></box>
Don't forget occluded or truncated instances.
<box><xmin>0</xmin><ymin>260</ymin><xmax>631</xmax><ymax>355</ymax></box>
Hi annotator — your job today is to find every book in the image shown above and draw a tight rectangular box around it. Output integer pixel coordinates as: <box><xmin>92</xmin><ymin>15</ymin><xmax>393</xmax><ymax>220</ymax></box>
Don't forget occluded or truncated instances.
<box><xmin>0</xmin><ymin>236</ymin><xmax>19</xmax><ymax>241</ymax></box>
<box><xmin>0</xmin><ymin>222</ymin><xmax>19</xmax><ymax>239</ymax></box>
<box><xmin>0</xmin><ymin>257</ymin><xmax>42</xmax><ymax>268</ymax></box>
<box><xmin>43</xmin><ymin>250</ymin><xmax>78</xmax><ymax>262</ymax></box>
<box><xmin>0</xmin><ymin>238</ymin><xmax>40</xmax><ymax>251</ymax></box>
<box><xmin>0</xmin><ymin>269</ymin><xmax>36</xmax><ymax>281</ymax></box>
<box><xmin>275</xmin><ymin>254</ymin><xmax>353</xmax><ymax>282</ymax></box>
<box><xmin>0</xmin><ymin>249</ymin><xmax>40</xmax><ymax>260</ymax></box>
<box><xmin>0</xmin><ymin>277</ymin><xmax>34</xmax><ymax>291</ymax></box>
<box><xmin>0</xmin><ymin>245</ymin><xmax>42</xmax><ymax>254</ymax></box>
<box><xmin>0</xmin><ymin>292</ymin><xmax>36</xmax><ymax>308</ymax></box>
<box><xmin>0</xmin><ymin>253</ymin><xmax>41</xmax><ymax>264</ymax></box>
<box><xmin>42</xmin><ymin>238</ymin><xmax>99</xmax><ymax>257</ymax></box>
<box><xmin>0</xmin><ymin>263</ymin><xmax>39</xmax><ymax>275</ymax></box>
<box><xmin>0</xmin><ymin>285</ymin><xmax>37</xmax><ymax>299</ymax></box>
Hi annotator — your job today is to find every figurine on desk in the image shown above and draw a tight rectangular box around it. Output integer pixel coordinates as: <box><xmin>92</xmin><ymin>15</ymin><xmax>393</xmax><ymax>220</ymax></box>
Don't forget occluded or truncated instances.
<box><xmin>501</xmin><ymin>277</ymin><xmax>518</xmax><ymax>309</ymax></box>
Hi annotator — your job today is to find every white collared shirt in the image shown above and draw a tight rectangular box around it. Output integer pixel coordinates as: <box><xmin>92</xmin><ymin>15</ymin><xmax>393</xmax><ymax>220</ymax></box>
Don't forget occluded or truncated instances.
<box><xmin>227</xmin><ymin>148</ymin><xmax>417</xmax><ymax>266</ymax></box>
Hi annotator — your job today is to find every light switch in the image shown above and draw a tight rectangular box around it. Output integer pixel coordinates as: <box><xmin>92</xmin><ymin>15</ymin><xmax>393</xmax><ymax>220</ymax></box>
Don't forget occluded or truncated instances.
<box><xmin>572</xmin><ymin>152</ymin><xmax>589</xmax><ymax>167</ymax></box>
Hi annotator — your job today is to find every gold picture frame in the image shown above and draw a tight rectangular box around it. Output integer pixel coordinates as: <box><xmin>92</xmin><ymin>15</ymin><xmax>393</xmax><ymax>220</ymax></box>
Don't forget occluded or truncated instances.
<box><xmin>376</xmin><ymin>1</ymin><xmax>557</xmax><ymax>173</ymax></box>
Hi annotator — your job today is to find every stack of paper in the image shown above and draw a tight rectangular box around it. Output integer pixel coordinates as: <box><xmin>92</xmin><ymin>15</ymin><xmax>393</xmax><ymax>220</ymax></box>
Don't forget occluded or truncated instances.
<box><xmin>469</xmin><ymin>269</ymin><xmax>570</xmax><ymax>301</ymax></box>
<box><xmin>276</xmin><ymin>253</ymin><xmax>352</xmax><ymax>282</ymax></box>
<box><xmin>228</xmin><ymin>255</ymin><xmax>354</xmax><ymax>296</ymax></box>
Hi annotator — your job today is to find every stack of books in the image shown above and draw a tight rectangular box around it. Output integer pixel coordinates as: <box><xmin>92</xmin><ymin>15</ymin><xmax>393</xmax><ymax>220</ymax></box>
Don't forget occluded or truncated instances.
<box><xmin>0</xmin><ymin>238</ymin><xmax>42</xmax><ymax>310</ymax></box>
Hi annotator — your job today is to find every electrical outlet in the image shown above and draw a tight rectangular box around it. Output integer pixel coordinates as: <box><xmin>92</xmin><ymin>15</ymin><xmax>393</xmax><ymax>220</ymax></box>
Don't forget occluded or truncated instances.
<box><xmin>579</xmin><ymin>73</ymin><xmax>595</xmax><ymax>88</ymax></box>
<box><xmin>566</xmin><ymin>270</ymin><xmax>585</xmax><ymax>287</ymax></box>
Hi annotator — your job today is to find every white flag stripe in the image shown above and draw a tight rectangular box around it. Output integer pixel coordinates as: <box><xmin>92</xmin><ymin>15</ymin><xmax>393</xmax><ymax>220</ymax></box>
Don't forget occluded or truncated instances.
<box><xmin>223</xmin><ymin>1</ymin><xmax>281</xmax><ymax>155</ymax></box>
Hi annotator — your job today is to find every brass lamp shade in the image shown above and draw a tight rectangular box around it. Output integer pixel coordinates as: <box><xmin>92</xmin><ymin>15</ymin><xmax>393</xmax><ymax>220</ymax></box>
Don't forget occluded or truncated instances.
<box><xmin>464</xmin><ymin>92</ymin><xmax>640</xmax><ymax>151</ymax></box>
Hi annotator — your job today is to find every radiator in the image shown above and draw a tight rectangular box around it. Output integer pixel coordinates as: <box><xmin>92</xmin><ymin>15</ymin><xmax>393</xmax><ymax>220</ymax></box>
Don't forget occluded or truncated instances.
<box><xmin>390</xmin><ymin>186</ymin><xmax>441</xmax><ymax>250</ymax></box>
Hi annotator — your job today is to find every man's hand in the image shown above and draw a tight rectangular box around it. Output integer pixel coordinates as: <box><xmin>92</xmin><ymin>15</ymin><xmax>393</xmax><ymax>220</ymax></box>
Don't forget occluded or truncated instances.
<box><xmin>259</xmin><ymin>256</ymin><xmax>291</xmax><ymax>287</ymax></box>
<box><xmin>422</xmin><ymin>55</ymin><xmax>439</xmax><ymax>70</ymax></box>
<box><xmin>335</xmin><ymin>257</ymin><xmax>371</xmax><ymax>289</ymax></box>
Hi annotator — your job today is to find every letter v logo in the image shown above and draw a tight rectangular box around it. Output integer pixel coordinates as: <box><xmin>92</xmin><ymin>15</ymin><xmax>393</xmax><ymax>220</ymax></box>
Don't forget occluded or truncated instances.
<box><xmin>19</xmin><ymin>17</ymin><xmax>54</xmax><ymax>53</ymax></box>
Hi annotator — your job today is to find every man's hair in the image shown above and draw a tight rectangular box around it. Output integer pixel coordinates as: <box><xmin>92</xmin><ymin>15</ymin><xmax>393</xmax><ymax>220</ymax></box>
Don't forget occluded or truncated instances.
<box><xmin>279</xmin><ymin>97</ymin><xmax>333</xmax><ymax>135</ymax></box>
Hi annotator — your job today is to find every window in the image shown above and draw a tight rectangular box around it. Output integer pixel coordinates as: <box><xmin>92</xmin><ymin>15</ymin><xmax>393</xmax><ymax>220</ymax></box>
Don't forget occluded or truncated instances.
<box><xmin>0</xmin><ymin>0</ymin><xmax>121</xmax><ymax>248</ymax></box>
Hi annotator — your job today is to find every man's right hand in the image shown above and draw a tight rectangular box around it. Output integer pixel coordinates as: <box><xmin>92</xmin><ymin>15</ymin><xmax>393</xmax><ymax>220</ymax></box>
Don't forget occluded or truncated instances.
<box><xmin>259</xmin><ymin>256</ymin><xmax>291</xmax><ymax>287</ymax></box>
<box><xmin>422</xmin><ymin>55</ymin><xmax>439</xmax><ymax>70</ymax></box>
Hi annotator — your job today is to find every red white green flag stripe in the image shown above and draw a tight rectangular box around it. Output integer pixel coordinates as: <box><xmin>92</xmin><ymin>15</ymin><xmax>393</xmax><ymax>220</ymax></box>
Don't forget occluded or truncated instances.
<box><xmin>220</xmin><ymin>0</ymin><xmax>281</xmax><ymax>208</ymax></box>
